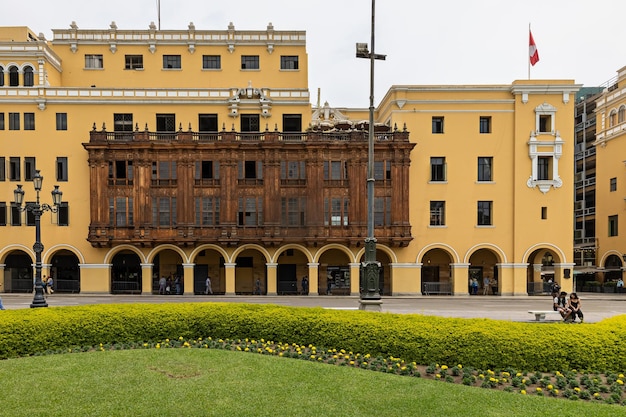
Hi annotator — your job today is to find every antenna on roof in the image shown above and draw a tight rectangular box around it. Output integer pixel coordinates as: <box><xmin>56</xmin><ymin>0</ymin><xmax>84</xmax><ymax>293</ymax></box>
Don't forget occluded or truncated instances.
<box><xmin>157</xmin><ymin>0</ymin><xmax>161</xmax><ymax>30</ymax></box>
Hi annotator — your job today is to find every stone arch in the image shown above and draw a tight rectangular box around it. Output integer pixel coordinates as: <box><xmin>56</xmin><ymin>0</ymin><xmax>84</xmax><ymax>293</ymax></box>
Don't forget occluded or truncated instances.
<box><xmin>2</xmin><ymin>249</ymin><xmax>33</xmax><ymax>293</ymax></box>
<box><xmin>0</xmin><ymin>244</ymin><xmax>34</xmax><ymax>263</ymax></box>
<box><xmin>274</xmin><ymin>244</ymin><xmax>314</xmax><ymax>295</ymax></box>
<box><xmin>189</xmin><ymin>244</ymin><xmax>230</xmax><ymax>295</ymax></box>
<box><xmin>103</xmin><ymin>245</ymin><xmax>146</xmax><ymax>264</ymax></box>
<box><xmin>48</xmin><ymin>249</ymin><xmax>81</xmax><ymax>293</ymax></box>
<box><xmin>232</xmin><ymin>246</ymin><xmax>271</xmax><ymax>295</ymax></box>
<box><xmin>146</xmin><ymin>244</ymin><xmax>189</xmax><ymax>264</ymax></box>
<box><xmin>231</xmin><ymin>244</ymin><xmax>272</xmax><ymax>264</ymax></box>
<box><xmin>316</xmin><ymin>245</ymin><xmax>355</xmax><ymax>296</ymax></box>
<box><xmin>312</xmin><ymin>244</ymin><xmax>357</xmax><ymax>264</ymax></box>
<box><xmin>272</xmin><ymin>244</ymin><xmax>314</xmax><ymax>264</ymax></box>
<box><xmin>416</xmin><ymin>243</ymin><xmax>460</xmax><ymax>264</ymax></box>
<box><xmin>419</xmin><ymin>247</ymin><xmax>456</xmax><ymax>295</ymax></box>
<box><xmin>466</xmin><ymin>246</ymin><xmax>504</xmax><ymax>296</ymax></box>
<box><xmin>522</xmin><ymin>243</ymin><xmax>567</xmax><ymax>265</ymax></box>
<box><xmin>44</xmin><ymin>243</ymin><xmax>86</xmax><ymax>265</ymax></box>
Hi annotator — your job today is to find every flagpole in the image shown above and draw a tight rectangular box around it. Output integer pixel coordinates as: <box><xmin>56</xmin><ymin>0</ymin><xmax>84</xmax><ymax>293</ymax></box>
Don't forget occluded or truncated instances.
<box><xmin>528</xmin><ymin>23</ymin><xmax>531</xmax><ymax>80</ymax></box>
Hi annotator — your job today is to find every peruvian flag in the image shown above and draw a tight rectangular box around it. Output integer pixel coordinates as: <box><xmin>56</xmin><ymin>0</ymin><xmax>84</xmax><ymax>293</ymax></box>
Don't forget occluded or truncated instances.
<box><xmin>529</xmin><ymin>30</ymin><xmax>540</xmax><ymax>66</ymax></box>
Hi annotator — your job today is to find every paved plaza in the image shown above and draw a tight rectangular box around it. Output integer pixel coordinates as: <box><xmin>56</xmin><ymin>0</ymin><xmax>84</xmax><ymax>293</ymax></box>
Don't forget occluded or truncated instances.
<box><xmin>1</xmin><ymin>292</ymin><xmax>625</xmax><ymax>323</ymax></box>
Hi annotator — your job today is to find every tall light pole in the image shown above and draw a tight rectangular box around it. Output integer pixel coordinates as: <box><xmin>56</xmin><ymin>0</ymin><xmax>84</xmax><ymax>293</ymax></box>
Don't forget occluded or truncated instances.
<box><xmin>14</xmin><ymin>170</ymin><xmax>63</xmax><ymax>308</ymax></box>
<box><xmin>356</xmin><ymin>0</ymin><xmax>385</xmax><ymax>309</ymax></box>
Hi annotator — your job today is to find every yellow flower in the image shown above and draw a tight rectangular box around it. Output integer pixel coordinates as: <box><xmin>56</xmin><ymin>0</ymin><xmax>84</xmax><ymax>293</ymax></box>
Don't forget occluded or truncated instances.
<box><xmin>619</xmin><ymin>374</ymin><xmax>624</xmax><ymax>379</ymax></box>
<box><xmin>594</xmin><ymin>393</ymin><xmax>600</xmax><ymax>398</ymax></box>
<box><xmin>516</xmin><ymin>372</ymin><xmax>522</xmax><ymax>377</ymax></box>
<box><xmin>520</xmin><ymin>390</ymin><xmax>526</xmax><ymax>395</ymax></box>
<box><xmin>435</xmin><ymin>374</ymin><xmax>441</xmax><ymax>378</ymax></box>
<box><xmin>458</xmin><ymin>364</ymin><xmax>462</xmax><ymax>369</ymax></box>
<box><xmin>536</xmin><ymin>387</ymin><xmax>542</xmax><ymax>392</ymax></box>
<box><xmin>547</xmin><ymin>384</ymin><xmax>553</xmax><ymax>390</ymax></box>
<box><xmin>617</xmin><ymin>379</ymin><xmax>624</xmax><ymax>385</ymax></box>
<box><xmin>554</xmin><ymin>389</ymin><xmax>559</xmax><ymax>394</ymax></box>
<box><xmin>441</xmin><ymin>365</ymin><xmax>448</xmax><ymax>370</ymax></box>
<box><xmin>156</xmin><ymin>343</ymin><xmax>160</xmax><ymax>349</ymax></box>
<box><xmin>574</xmin><ymin>387</ymin><xmax>580</xmax><ymax>393</ymax></box>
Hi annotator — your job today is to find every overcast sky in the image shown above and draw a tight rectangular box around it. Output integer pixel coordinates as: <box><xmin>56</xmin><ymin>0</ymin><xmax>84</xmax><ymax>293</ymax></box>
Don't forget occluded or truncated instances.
<box><xmin>2</xmin><ymin>0</ymin><xmax>624</xmax><ymax>107</ymax></box>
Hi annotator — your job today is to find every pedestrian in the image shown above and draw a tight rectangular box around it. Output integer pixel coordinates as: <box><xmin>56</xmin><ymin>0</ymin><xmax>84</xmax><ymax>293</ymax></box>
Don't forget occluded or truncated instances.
<box><xmin>490</xmin><ymin>277</ymin><xmax>498</xmax><ymax>295</ymax></box>
<box><xmin>159</xmin><ymin>275</ymin><xmax>167</xmax><ymax>295</ymax></box>
<box><xmin>205</xmin><ymin>276</ymin><xmax>213</xmax><ymax>295</ymax></box>
<box><xmin>301</xmin><ymin>276</ymin><xmax>309</xmax><ymax>295</ymax></box>
<box><xmin>0</xmin><ymin>294</ymin><xmax>4</xmax><ymax>310</ymax></box>
<box><xmin>42</xmin><ymin>275</ymin><xmax>49</xmax><ymax>294</ymax></box>
<box><xmin>254</xmin><ymin>278</ymin><xmax>261</xmax><ymax>295</ymax></box>
<box><xmin>471</xmin><ymin>278</ymin><xmax>479</xmax><ymax>295</ymax></box>
<box><xmin>617</xmin><ymin>278</ymin><xmax>624</xmax><ymax>293</ymax></box>
<box><xmin>47</xmin><ymin>276</ymin><xmax>54</xmax><ymax>294</ymax></box>
<box><xmin>482</xmin><ymin>276</ymin><xmax>490</xmax><ymax>295</ymax></box>
<box><xmin>327</xmin><ymin>274</ymin><xmax>333</xmax><ymax>295</ymax></box>
<box><xmin>567</xmin><ymin>293</ymin><xmax>584</xmax><ymax>323</ymax></box>
<box><xmin>165</xmin><ymin>276</ymin><xmax>172</xmax><ymax>294</ymax></box>
<box><xmin>174</xmin><ymin>275</ymin><xmax>181</xmax><ymax>295</ymax></box>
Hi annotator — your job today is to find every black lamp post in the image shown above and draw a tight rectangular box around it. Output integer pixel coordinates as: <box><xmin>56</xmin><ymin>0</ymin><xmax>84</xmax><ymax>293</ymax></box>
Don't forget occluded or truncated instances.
<box><xmin>356</xmin><ymin>0</ymin><xmax>385</xmax><ymax>304</ymax></box>
<box><xmin>14</xmin><ymin>170</ymin><xmax>63</xmax><ymax>308</ymax></box>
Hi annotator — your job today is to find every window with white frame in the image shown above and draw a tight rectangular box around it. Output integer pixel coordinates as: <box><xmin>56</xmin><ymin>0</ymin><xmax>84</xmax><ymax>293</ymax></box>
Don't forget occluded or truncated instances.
<box><xmin>85</xmin><ymin>54</ymin><xmax>104</xmax><ymax>69</ymax></box>
<box><xmin>528</xmin><ymin>103</ymin><xmax>563</xmax><ymax>193</ymax></box>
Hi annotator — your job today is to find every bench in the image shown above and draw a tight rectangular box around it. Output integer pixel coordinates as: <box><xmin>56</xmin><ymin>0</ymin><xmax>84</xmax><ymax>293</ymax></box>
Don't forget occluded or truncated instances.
<box><xmin>528</xmin><ymin>311</ymin><xmax>562</xmax><ymax>321</ymax></box>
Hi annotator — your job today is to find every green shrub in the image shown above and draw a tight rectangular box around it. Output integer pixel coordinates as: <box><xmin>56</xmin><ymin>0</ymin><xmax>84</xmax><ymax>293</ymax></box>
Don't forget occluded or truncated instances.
<box><xmin>0</xmin><ymin>302</ymin><xmax>625</xmax><ymax>373</ymax></box>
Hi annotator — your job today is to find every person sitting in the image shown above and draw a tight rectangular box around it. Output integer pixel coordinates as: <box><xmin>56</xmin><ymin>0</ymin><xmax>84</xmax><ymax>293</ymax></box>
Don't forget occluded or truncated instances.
<box><xmin>567</xmin><ymin>292</ymin><xmax>584</xmax><ymax>323</ymax></box>
<box><xmin>553</xmin><ymin>291</ymin><xmax>571</xmax><ymax>321</ymax></box>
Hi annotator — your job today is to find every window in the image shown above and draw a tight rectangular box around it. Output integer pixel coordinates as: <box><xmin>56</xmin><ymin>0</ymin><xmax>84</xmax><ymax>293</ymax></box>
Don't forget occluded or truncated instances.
<box><xmin>0</xmin><ymin>157</ymin><xmax>4</xmax><ymax>181</ymax></box>
<box><xmin>539</xmin><ymin>114</ymin><xmax>552</xmax><ymax>133</ymax></box>
<box><xmin>238</xmin><ymin>197</ymin><xmax>263</xmax><ymax>226</ymax></box>
<box><xmin>0</xmin><ymin>202</ymin><xmax>6</xmax><ymax>226</ymax></box>
<box><xmin>281</xmin><ymin>197</ymin><xmax>306</xmax><ymax>226</ymax></box>
<box><xmin>477</xmin><ymin>157</ymin><xmax>493</xmax><ymax>182</ymax></box>
<box><xmin>537</xmin><ymin>156</ymin><xmax>552</xmax><ymax>180</ymax></box>
<box><xmin>152</xmin><ymin>197</ymin><xmax>177</xmax><ymax>227</ymax></box>
<box><xmin>324</xmin><ymin>161</ymin><xmax>348</xmax><ymax>181</ymax></box>
<box><xmin>619</xmin><ymin>106</ymin><xmax>626</xmax><ymax>124</ymax></box>
<box><xmin>202</xmin><ymin>55</ymin><xmax>221</xmax><ymax>69</ymax></box>
<box><xmin>198</xmin><ymin>114</ymin><xmax>218</xmax><ymax>132</ymax></box>
<box><xmin>238</xmin><ymin>160</ymin><xmax>263</xmax><ymax>184</ymax></box>
<box><xmin>282</xmin><ymin>114</ymin><xmax>302</xmax><ymax>132</ymax></box>
<box><xmin>156</xmin><ymin>114</ymin><xmax>176</xmax><ymax>132</ymax></box>
<box><xmin>8</xmin><ymin>66</ymin><xmax>18</xmax><ymax>86</ymax></box>
<box><xmin>195</xmin><ymin>197</ymin><xmax>220</xmax><ymax>226</ymax></box>
<box><xmin>85</xmin><ymin>54</ymin><xmax>104</xmax><ymax>69</ymax></box>
<box><xmin>541</xmin><ymin>207</ymin><xmax>547</xmax><ymax>220</ymax></box>
<box><xmin>162</xmin><ymin>55</ymin><xmax>181</xmax><ymax>69</ymax></box>
<box><xmin>9</xmin><ymin>113</ymin><xmax>19</xmax><ymax>130</ymax></box>
<box><xmin>124</xmin><ymin>55</ymin><xmax>143</xmax><ymax>69</ymax></box>
<box><xmin>108</xmin><ymin>160</ymin><xmax>133</xmax><ymax>185</ymax></box>
<box><xmin>280</xmin><ymin>161</ymin><xmax>306</xmax><ymax>183</ymax></box>
<box><xmin>0</xmin><ymin>66</ymin><xmax>3</xmax><ymax>86</ymax></box>
<box><xmin>324</xmin><ymin>197</ymin><xmax>349</xmax><ymax>226</ymax></box>
<box><xmin>0</xmin><ymin>113</ymin><xmax>4</xmax><ymax>130</ymax></box>
<box><xmin>114</xmin><ymin>113</ymin><xmax>133</xmax><ymax>132</ymax></box>
<box><xmin>9</xmin><ymin>157</ymin><xmax>20</xmax><ymax>181</ymax></box>
<box><xmin>609</xmin><ymin>111</ymin><xmax>617</xmax><ymax>127</ymax></box>
<box><xmin>57</xmin><ymin>202</ymin><xmax>69</xmax><ymax>226</ymax></box>
<box><xmin>430</xmin><ymin>157</ymin><xmax>446</xmax><ymax>182</ymax></box>
<box><xmin>24</xmin><ymin>157</ymin><xmax>36</xmax><ymax>181</ymax></box>
<box><xmin>24</xmin><ymin>113</ymin><xmax>35</xmax><ymax>130</ymax></box>
<box><xmin>374</xmin><ymin>196</ymin><xmax>391</xmax><ymax>226</ymax></box>
<box><xmin>195</xmin><ymin>161</ymin><xmax>220</xmax><ymax>183</ymax></box>
<box><xmin>151</xmin><ymin>161</ymin><xmax>177</xmax><ymax>186</ymax></box>
<box><xmin>479</xmin><ymin>116</ymin><xmax>491</xmax><ymax>133</ymax></box>
<box><xmin>26</xmin><ymin>202</ymin><xmax>36</xmax><ymax>226</ymax></box>
<box><xmin>23</xmin><ymin>66</ymin><xmax>34</xmax><ymax>87</ymax></box>
<box><xmin>109</xmin><ymin>197</ymin><xmax>134</xmax><ymax>227</ymax></box>
<box><xmin>609</xmin><ymin>215</ymin><xmax>619</xmax><ymax>237</ymax></box>
<box><xmin>280</xmin><ymin>56</ymin><xmax>299</xmax><ymax>70</ymax></box>
<box><xmin>56</xmin><ymin>113</ymin><xmax>67</xmax><ymax>130</ymax></box>
<box><xmin>432</xmin><ymin>117</ymin><xmax>444</xmax><ymax>134</ymax></box>
<box><xmin>56</xmin><ymin>157</ymin><xmax>68</xmax><ymax>181</ymax></box>
<box><xmin>610</xmin><ymin>177</ymin><xmax>617</xmax><ymax>192</ymax></box>
<box><xmin>10</xmin><ymin>202</ymin><xmax>21</xmax><ymax>226</ymax></box>
<box><xmin>241</xmin><ymin>55</ymin><xmax>259</xmax><ymax>70</ymax></box>
<box><xmin>430</xmin><ymin>201</ymin><xmax>445</xmax><ymax>226</ymax></box>
<box><xmin>477</xmin><ymin>201</ymin><xmax>493</xmax><ymax>226</ymax></box>
<box><xmin>240</xmin><ymin>114</ymin><xmax>259</xmax><ymax>132</ymax></box>
<box><xmin>374</xmin><ymin>161</ymin><xmax>391</xmax><ymax>181</ymax></box>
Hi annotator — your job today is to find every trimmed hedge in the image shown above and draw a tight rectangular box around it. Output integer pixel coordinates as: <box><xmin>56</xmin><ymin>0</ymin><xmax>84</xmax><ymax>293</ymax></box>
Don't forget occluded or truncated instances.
<box><xmin>0</xmin><ymin>302</ymin><xmax>624</xmax><ymax>372</ymax></box>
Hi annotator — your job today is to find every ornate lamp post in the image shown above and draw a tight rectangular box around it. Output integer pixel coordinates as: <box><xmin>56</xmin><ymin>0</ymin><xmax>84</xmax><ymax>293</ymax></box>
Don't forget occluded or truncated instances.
<box><xmin>14</xmin><ymin>170</ymin><xmax>63</xmax><ymax>308</ymax></box>
<box><xmin>356</xmin><ymin>0</ymin><xmax>385</xmax><ymax>309</ymax></box>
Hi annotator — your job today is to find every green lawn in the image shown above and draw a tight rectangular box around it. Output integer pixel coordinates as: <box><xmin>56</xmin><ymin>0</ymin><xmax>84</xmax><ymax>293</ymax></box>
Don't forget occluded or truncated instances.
<box><xmin>0</xmin><ymin>349</ymin><xmax>620</xmax><ymax>417</ymax></box>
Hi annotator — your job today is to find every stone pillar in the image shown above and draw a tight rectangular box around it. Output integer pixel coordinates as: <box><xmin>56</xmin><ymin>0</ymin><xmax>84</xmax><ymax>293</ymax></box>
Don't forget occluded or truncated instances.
<box><xmin>0</xmin><ymin>264</ymin><xmax>5</xmax><ymax>293</ymax></box>
<box><xmin>182</xmin><ymin>263</ymin><xmax>195</xmax><ymax>295</ymax></box>
<box><xmin>141</xmin><ymin>263</ymin><xmax>153</xmax><ymax>294</ymax></box>
<box><xmin>451</xmin><ymin>263</ymin><xmax>470</xmax><ymax>295</ymax></box>
<box><xmin>266</xmin><ymin>262</ymin><xmax>277</xmax><ymax>295</ymax></box>
<box><xmin>499</xmin><ymin>263</ymin><xmax>529</xmax><ymax>296</ymax></box>
<box><xmin>389</xmin><ymin>263</ymin><xmax>422</xmax><ymax>295</ymax></box>
<box><xmin>224</xmin><ymin>262</ymin><xmax>236</xmax><ymax>295</ymax></box>
<box><xmin>555</xmin><ymin>263</ymin><xmax>575</xmax><ymax>293</ymax></box>
<box><xmin>307</xmin><ymin>262</ymin><xmax>319</xmax><ymax>296</ymax></box>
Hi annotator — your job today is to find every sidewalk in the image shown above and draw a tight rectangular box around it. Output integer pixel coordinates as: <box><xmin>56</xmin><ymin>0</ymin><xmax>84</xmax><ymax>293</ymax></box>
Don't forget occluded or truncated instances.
<box><xmin>0</xmin><ymin>292</ymin><xmax>624</xmax><ymax>323</ymax></box>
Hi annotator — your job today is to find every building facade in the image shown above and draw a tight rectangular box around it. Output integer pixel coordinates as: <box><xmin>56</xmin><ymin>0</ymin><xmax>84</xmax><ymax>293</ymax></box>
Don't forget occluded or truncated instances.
<box><xmin>593</xmin><ymin>66</ymin><xmax>626</xmax><ymax>292</ymax></box>
<box><xmin>0</xmin><ymin>23</ymin><xmax>579</xmax><ymax>296</ymax></box>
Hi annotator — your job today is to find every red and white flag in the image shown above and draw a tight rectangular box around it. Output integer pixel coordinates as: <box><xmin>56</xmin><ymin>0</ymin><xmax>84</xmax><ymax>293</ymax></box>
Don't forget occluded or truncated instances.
<box><xmin>529</xmin><ymin>30</ymin><xmax>540</xmax><ymax>66</ymax></box>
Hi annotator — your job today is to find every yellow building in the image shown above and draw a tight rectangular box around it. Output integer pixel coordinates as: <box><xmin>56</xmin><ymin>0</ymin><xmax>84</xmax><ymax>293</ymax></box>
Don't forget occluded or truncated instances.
<box><xmin>593</xmin><ymin>66</ymin><xmax>626</xmax><ymax>290</ymax></box>
<box><xmin>0</xmin><ymin>23</ymin><xmax>579</xmax><ymax>297</ymax></box>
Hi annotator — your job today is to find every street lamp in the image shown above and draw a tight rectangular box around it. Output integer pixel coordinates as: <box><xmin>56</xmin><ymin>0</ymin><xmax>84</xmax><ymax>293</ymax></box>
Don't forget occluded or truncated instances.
<box><xmin>14</xmin><ymin>170</ymin><xmax>63</xmax><ymax>308</ymax></box>
<box><xmin>356</xmin><ymin>0</ymin><xmax>385</xmax><ymax>309</ymax></box>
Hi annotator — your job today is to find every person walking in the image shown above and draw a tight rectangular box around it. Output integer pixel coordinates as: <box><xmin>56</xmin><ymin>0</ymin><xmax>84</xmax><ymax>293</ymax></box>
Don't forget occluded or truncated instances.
<box><xmin>301</xmin><ymin>276</ymin><xmax>309</xmax><ymax>295</ymax></box>
<box><xmin>158</xmin><ymin>275</ymin><xmax>167</xmax><ymax>295</ymax></box>
<box><xmin>204</xmin><ymin>276</ymin><xmax>213</xmax><ymax>295</ymax></box>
